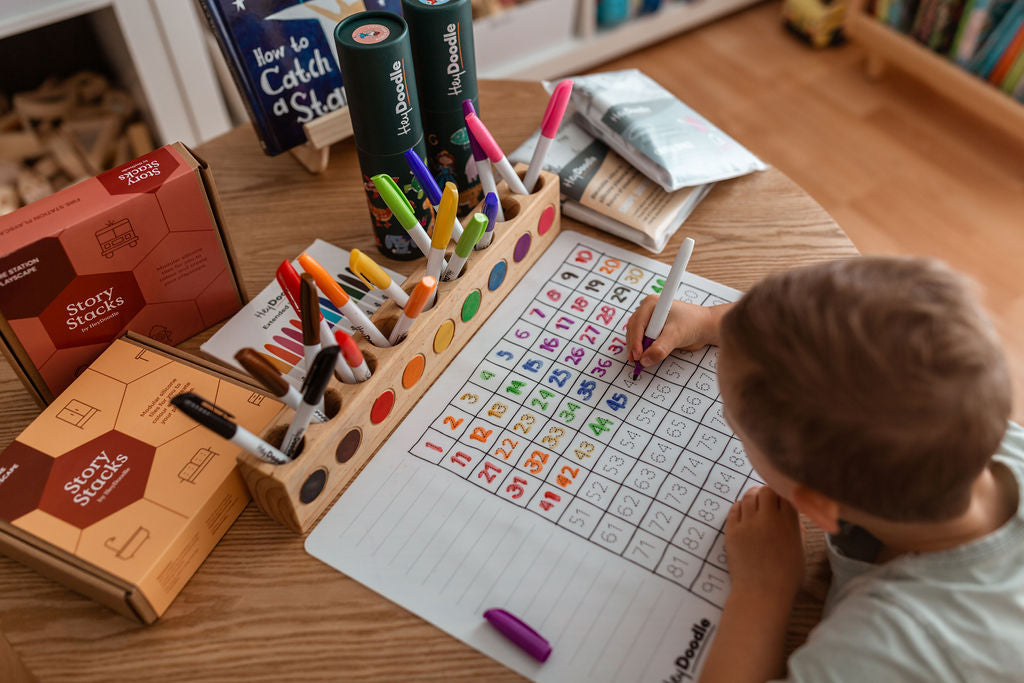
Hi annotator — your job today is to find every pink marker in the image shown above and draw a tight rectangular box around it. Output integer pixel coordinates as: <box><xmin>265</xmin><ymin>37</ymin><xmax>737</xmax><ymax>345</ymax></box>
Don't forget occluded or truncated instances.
<box><xmin>523</xmin><ymin>80</ymin><xmax>573</xmax><ymax>193</ymax></box>
<box><xmin>465</xmin><ymin>113</ymin><xmax>529</xmax><ymax>196</ymax></box>
<box><xmin>463</xmin><ymin>100</ymin><xmax>504</xmax><ymax>223</ymax></box>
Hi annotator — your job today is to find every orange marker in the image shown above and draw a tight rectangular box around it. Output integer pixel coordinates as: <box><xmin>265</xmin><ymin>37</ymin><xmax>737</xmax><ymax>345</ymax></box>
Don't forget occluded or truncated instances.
<box><xmin>298</xmin><ymin>253</ymin><xmax>390</xmax><ymax>347</ymax></box>
<box><xmin>335</xmin><ymin>331</ymin><xmax>372</xmax><ymax>382</ymax></box>
<box><xmin>389</xmin><ymin>277</ymin><xmax>436</xmax><ymax>345</ymax></box>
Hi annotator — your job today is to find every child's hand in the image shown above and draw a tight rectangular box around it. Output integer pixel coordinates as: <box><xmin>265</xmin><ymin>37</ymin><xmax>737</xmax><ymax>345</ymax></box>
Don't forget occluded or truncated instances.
<box><xmin>725</xmin><ymin>486</ymin><xmax>804</xmax><ymax>602</ymax></box>
<box><xmin>625</xmin><ymin>297</ymin><xmax>719</xmax><ymax>368</ymax></box>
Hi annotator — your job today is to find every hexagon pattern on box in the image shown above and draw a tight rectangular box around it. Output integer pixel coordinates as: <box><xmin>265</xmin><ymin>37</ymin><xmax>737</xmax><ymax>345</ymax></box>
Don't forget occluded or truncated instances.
<box><xmin>0</xmin><ymin>143</ymin><xmax>243</xmax><ymax>402</ymax></box>
<box><xmin>0</xmin><ymin>339</ymin><xmax>282</xmax><ymax>618</ymax></box>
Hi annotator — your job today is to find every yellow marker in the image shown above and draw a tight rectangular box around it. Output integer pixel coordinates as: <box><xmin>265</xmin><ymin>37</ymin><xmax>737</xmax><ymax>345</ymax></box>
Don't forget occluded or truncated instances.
<box><xmin>425</xmin><ymin>182</ymin><xmax>458</xmax><ymax>307</ymax></box>
<box><xmin>350</xmin><ymin>249</ymin><xmax>410</xmax><ymax>308</ymax></box>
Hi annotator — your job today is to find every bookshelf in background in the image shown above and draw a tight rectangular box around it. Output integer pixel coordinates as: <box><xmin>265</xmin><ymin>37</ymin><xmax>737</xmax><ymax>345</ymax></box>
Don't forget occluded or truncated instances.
<box><xmin>847</xmin><ymin>0</ymin><xmax>1024</xmax><ymax>142</ymax></box>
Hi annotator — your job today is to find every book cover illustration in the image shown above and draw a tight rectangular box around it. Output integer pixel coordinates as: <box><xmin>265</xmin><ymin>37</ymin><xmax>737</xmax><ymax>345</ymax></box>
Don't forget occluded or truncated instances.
<box><xmin>200</xmin><ymin>0</ymin><xmax>402</xmax><ymax>156</ymax></box>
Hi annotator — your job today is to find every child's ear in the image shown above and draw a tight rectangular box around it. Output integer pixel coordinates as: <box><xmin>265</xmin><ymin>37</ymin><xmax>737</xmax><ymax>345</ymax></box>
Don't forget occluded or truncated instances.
<box><xmin>791</xmin><ymin>485</ymin><xmax>841</xmax><ymax>535</ymax></box>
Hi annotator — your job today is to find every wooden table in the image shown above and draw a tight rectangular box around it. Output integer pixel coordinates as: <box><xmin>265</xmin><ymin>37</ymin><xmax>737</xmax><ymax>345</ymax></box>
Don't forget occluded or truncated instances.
<box><xmin>0</xmin><ymin>81</ymin><xmax>857</xmax><ymax>682</ymax></box>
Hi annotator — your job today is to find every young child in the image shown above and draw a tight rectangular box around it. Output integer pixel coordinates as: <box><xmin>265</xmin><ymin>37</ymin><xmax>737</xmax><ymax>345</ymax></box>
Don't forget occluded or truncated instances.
<box><xmin>626</xmin><ymin>257</ymin><xmax>1023</xmax><ymax>682</ymax></box>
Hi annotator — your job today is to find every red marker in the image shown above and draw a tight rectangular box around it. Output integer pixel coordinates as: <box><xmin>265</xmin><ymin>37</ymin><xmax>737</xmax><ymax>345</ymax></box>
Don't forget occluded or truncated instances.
<box><xmin>335</xmin><ymin>330</ymin><xmax>372</xmax><ymax>382</ymax></box>
<box><xmin>465</xmin><ymin>113</ymin><xmax>529</xmax><ymax>195</ymax></box>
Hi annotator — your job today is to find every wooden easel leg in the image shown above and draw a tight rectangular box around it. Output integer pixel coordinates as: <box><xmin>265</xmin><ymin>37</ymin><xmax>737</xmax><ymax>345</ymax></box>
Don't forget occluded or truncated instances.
<box><xmin>290</xmin><ymin>142</ymin><xmax>330</xmax><ymax>174</ymax></box>
<box><xmin>865</xmin><ymin>53</ymin><xmax>886</xmax><ymax>81</ymax></box>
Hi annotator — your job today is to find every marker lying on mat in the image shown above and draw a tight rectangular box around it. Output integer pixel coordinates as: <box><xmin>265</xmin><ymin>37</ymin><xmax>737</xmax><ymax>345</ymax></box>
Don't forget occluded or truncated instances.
<box><xmin>403</xmin><ymin>148</ymin><xmax>442</xmax><ymax>208</ymax></box>
<box><xmin>524</xmin><ymin>79</ymin><xmax>573</xmax><ymax>193</ymax></box>
<box><xmin>389</xmin><ymin>276</ymin><xmax>436</xmax><ymax>345</ymax></box>
<box><xmin>465</xmin><ymin>113</ymin><xmax>530</xmax><ymax>196</ymax></box>
<box><xmin>282</xmin><ymin>345</ymin><xmax>338</xmax><ymax>457</ymax></box>
<box><xmin>426</xmin><ymin>182</ymin><xmax>457</xmax><ymax>303</ymax></box>
<box><xmin>336</xmin><ymin>330</ymin><xmax>372</xmax><ymax>382</ymax></box>
<box><xmin>172</xmin><ymin>392</ymin><xmax>291</xmax><ymax>465</ymax></box>
<box><xmin>474</xmin><ymin>192</ymin><xmax>500</xmax><ymax>251</ymax></box>
<box><xmin>298</xmin><ymin>253</ymin><xmax>391</xmax><ymax>348</ymax></box>
<box><xmin>350</xmin><ymin>249</ymin><xmax>409</xmax><ymax>308</ymax></box>
<box><xmin>299</xmin><ymin>273</ymin><xmax>322</xmax><ymax>371</ymax></box>
<box><xmin>633</xmin><ymin>237</ymin><xmax>696</xmax><ymax>379</ymax></box>
<box><xmin>372</xmin><ymin>173</ymin><xmax>432</xmax><ymax>257</ymax></box>
<box><xmin>234</xmin><ymin>348</ymin><xmax>328</xmax><ymax>422</ymax></box>
<box><xmin>277</xmin><ymin>260</ymin><xmax>334</xmax><ymax>352</ymax></box>
<box><xmin>442</xmin><ymin>213</ymin><xmax>487</xmax><ymax>281</ymax></box>
<box><xmin>483</xmin><ymin>608</ymin><xmax>551</xmax><ymax>663</ymax></box>
<box><xmin>463</xmin><ymin>100</ymin><xmax>504</xmax><ymax>222</ymax></box>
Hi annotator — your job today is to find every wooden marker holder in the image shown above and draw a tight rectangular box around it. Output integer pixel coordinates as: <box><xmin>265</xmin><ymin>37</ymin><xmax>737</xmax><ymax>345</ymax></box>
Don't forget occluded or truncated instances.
<box><xmin>237</xmin><ymin>167</ymin><xmax>562</xmax><ymax>532</ymax></box>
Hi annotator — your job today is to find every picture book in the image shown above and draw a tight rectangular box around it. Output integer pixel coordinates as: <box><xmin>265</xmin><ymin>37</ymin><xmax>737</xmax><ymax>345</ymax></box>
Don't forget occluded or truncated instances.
<box><xmin>198</xmin><ymin>0</ymin><xmax>402</xmax><ymax>156</ymax></box>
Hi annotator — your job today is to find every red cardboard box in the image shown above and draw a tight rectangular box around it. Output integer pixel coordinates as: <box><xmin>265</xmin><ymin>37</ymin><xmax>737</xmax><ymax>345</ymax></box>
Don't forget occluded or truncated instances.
<box><xmin>0</xmin><ymin>143</ymin><xmax>245</xmax><ymax>404</ymax></box>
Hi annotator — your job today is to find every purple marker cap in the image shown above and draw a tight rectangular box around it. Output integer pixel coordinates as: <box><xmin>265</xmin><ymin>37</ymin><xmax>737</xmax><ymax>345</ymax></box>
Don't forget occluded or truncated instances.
<box><xmin>484</xmin><ymin>608</ymin><xmax>551</xmax><ymax>663</ymax></box>
<box><xmin>463</xmin><ymin>100</ymin><xmax>488</xmax><ymax>162</ymax></box>
<box><xmin>483</xmin><ymin>192</ymin><xmax>499</xmax><ymax>234</ymax></box>
<box><xmin>632</xmin><ymin>336</ymin><xmax>655</xmax><ymax>379</ymax></box>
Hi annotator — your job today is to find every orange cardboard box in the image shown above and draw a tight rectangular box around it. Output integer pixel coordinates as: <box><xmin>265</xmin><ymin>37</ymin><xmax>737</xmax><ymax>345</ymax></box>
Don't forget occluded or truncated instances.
<box><xmin>0</xmin><ymin>336</ymin><xmax>283</xmax><ymax>623</ymax></box>
<box><xmin>0</xmin><ymin>143</ymin><xmax>246</xmax><ymax>404</ymax></box>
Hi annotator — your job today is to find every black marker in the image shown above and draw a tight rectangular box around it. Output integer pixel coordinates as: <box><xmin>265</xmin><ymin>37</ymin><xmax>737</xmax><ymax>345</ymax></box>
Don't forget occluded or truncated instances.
<box><xmin>171</xmin><ymin>392</ymin><xmax>290</xmax><ymax>465</ymax></box>
<box><xmin>282</xmin><ymin>345</ymin><xmax>339</xmax><ymax>457</ymax></box>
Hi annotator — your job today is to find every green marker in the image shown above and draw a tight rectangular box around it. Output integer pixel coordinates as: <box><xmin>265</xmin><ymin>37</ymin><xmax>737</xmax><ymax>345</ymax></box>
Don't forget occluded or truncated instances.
<box><xmin>441</xmin><ymin>213</ymin><xmax>487</xmax><ymax>281</ymax></box>
<box><xmin>401</xmin><ymin>0</ymin><xmax>481</xmax><ymax>216</ymax></box>
<box><xmin>336</xmin><ymin>11</ymin><xmax>432</xmax><ymax>260</ymax></box>
<box><xmin>372</xmin><ymin>174</ymin><xmax>432</xmax><ymax>256</ymax></box>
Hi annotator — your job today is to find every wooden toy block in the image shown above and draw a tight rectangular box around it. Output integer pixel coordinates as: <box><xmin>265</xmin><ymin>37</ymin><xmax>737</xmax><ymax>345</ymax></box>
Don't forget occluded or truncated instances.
<box><xmin>236</xmin><ymin>167</ymin><xmax>562</xmax><ymax>532</ymax></box>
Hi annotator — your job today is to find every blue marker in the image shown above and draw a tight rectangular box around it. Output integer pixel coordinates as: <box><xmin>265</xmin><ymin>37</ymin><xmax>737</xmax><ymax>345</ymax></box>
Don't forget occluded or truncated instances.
<box><xmin>474</xmin><ymin>192</ymin><xmax>500</xmax><ymax>250</ymax></box>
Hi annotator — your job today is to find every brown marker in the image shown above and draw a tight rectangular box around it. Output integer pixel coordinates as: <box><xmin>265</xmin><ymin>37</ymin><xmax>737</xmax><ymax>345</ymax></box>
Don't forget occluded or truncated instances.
<box><xmin>299</xmin><ymin>273</ymin><xmax>322</xmax><ymax>371</ymax></box>
<box><xmin>235</xmin><ymin>348</ymin><xmax>328</xmax><ymax>422</ymax></box>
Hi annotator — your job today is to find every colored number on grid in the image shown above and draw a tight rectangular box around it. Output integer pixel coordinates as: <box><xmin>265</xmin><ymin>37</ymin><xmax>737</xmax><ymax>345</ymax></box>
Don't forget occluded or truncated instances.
<box><xmin>451</xmin><ymin>451</ymin><xmax>472</xmax><ymax>467</ymax></box>
<box><xmin>564</xmin><ymin>347</ymin><xmax>585</xmax><ymax>365</ymax></box>
<box><xmin>575</xmin><ymin>249</ymin><xmax>593</xmax><ymax>264</ymax></box>
<box><xmin>541</xmin><ymin>426</ymin><xmax>565</xmax><ymax>447</ymax></box>
<box><xmin>478</xmin><ymin>461</ymin><xmax>502</xmax><ymax>483</ymax></box>
<box><xmin>513</xmin><ymin>414</ymin><xmax>537</xmax><ymax>434</ymax></box>
<box><xmin>488</xmin><ymin>402</ymin><xmax>508</xmax><ymax>418</ymax></box>
<box><xmin>548</xmin><ymin>368</ymin><xmax>571</xmax><ymax>387</ymax></box>
<box><xmin>506</xmin><ymin>476</ymin><xmax>528</xmax><ymax>499</ymax></box>
<box><xmin>495</xmin><ymin>438</ymin><xmax>519</xmax><ymax>460</ymax></box>
<box><xmin>506</xmin><ymin>380</ymin><xmax>526</xmax><ymax>395</ymax></box>
<box><xmin>589</xmin><ymin>417</ymin><xmax>613</xmax><ymax>437</ymax></box>
<box><xmin>599</xmin><ymin>258</ymin><xmax>621</xmax><ymax>275</ymax></box>
<box><xmin>605</xmin><ymin>393</ymin><xmax>628</xmax><ymax>411</ymax></box>
<box><xmin>556</xmin><ymin>465</ymin><xmax>580</xmax><ymax>488</ymax></box>
<box><xmin>560</xmin><ymin>401</ymin><xmax>581</xmax><ymax>422</ymax></box>
<box><xmin>524</xmin><ymin>449</ymin><xmax>551</xmax><ymax>475</ymax></box>
<box><xmin>460</xmin><ymin>392</ymin><xmax>479</xmax><ymax>404</ymax></box>
<box><xmin>574</xmin><ymin>440</ymin><xmax>596</xmax><ymax>461</ymax></box>
<box><xmin>470</xmin><ymin>427</ymin><xmax>493</xmax><ymax>443</ymax></box>
<box><xmin>443</xmin><ymin>416</ymin><xmax>464</xmax><ymax>430</ymax></box>
<box><xmin>577</xmin><ymin>381</ymin><xmax>596</xmax><ymax>400</ymax></box>
<box><xmin>539</xmin><ymin>490</ymin><xmax>562</xmax><ymax>511</ymax></box>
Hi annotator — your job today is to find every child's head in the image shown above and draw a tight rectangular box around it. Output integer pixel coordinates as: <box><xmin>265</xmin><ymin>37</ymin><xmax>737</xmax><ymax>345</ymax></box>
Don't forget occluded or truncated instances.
<box><xmin>718</xmin><ymin>257</ymin><xmax>1012</xmax><ymax>525</ymax></box>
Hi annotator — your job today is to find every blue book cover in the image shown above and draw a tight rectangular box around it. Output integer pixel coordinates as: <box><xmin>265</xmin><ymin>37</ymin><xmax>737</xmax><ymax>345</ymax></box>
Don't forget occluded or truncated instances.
<box><xmin>199</xmin><ymin>0</ymin><xmax>402</xmax><ymax>156</ymax></box>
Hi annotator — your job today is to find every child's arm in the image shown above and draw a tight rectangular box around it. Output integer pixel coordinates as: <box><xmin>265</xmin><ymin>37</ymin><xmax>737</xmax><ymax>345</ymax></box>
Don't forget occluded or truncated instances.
<box><xmin>625</xmin><ymin>298</ymin><xmax>734</xmax><ymax>368</ymax></box>
<box><xmin>699</xmin><ymin>487</ymin><xmax>805</xmax><ymax>683</ymax></box>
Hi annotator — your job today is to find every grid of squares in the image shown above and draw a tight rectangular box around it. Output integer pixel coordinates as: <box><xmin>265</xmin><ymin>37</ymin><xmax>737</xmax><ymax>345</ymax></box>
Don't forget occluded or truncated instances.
<box><xmin>409</xmin><ymin>244</ymin><xmax>763</xmax><ymax>608</ymax></box>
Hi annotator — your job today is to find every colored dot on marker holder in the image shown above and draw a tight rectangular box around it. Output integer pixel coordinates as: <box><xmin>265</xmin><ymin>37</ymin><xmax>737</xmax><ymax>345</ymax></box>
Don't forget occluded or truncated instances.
<box><xmin>513</xmin><ymin>233</ymin><xmax>532</xmax><ymax>263</ymax></box>
<box><xmin>462</xmin><ymin>290</ymin><xmax>482</xmax><ymax>322</ymax></box>
<box><xmin>537</xmin><ymin>205</ymin><xmax>555</xmax><ymax>235</ymax></box>
<box><xmin>403</xmin><ymin>354</ymin><xmax>425</xmax><ymax>389</ymax></box>
<box><xmin>336</xmin><ymin>429</ymin><xmax>361</xmax><ymax>463</ymax></box>
<box><xmin>370</xmin><ymin>390</ymin><xmax>395</xmax><ymax>424</ymax></box>
<box><xmin>299</xmin><ymin>469</ymin><xmax>327</xmax><ymax>503</ymax></box>
<box><xmin>434</xmin><ymin>320</ymin><xmax>455</xmax><ymax>353</ymax></box>
<box><xmin>488</xmin><ymin>261</ymin><xmax>507</xmax><ymax>291</ymax></box>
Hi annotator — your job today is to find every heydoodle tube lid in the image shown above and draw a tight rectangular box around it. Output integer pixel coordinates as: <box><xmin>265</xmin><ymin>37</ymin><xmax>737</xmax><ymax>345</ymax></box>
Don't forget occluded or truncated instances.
<box><xmin>401</xmin><ymin>0</ymin><xmax>478</xmax><ymax>114</ymax></box>
<box><xmin>335</xmin><ymin>11</ymin><xmax>424</xmax><ymax>157</ymax></box>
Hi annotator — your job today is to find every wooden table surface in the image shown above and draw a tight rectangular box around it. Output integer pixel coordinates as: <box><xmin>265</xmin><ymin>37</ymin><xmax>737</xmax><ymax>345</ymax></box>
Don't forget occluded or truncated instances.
<box><xmin>0</xmin><ymin>81</ymin><xmax>857</xmax><ymax>682</ymax></box>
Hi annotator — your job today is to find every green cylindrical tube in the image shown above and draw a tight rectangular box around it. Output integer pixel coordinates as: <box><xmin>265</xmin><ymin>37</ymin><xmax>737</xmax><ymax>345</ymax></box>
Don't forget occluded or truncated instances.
<box><xmin>401</xmin><ymin>0</ymin><xmax>482</xmax><ymax>216</ymax></box>
<box><xmin>335</xmin><ymin>11</ymin><xmax>433</xmax><ymax>260</ymax></box>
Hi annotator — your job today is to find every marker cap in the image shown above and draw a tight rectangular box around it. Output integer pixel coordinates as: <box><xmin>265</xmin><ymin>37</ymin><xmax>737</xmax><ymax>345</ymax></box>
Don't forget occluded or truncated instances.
<box><xmin>432</xmin><ymin>182</ymin><xmax>458</xmax><ymax>249</ymax></box>
<box><xmin>464</xmin><ymin>114</ymin><xmax>503</xmax><ymax>164</ymax></box>
<box><xmin>403</xmin><ymin>149</ymin><xmax>442</xmax><ymax>207</ymax></box>
<box><xmin>302</xmin><ymin>346</ymin><xmax>340</xmax><ymax>404</ymax></box>
<box><xmin>299</xmin><ymin>273</ymin><xmax>320</xmax><ymax>345</ymax></box>
<box><xmin>483</xmin><ymin>608</ymin><xmax>551</xmax><ymax>662</ymax></box>
<box><xmin>404</xmin><ymin>277</ymin><xmax>437</xmax><ymax>319</ymax></box>
<box><xmin>350</xmin><ymin>249</ymin><xmax>392</xmax><ymax>290</ymax></box>
<box><xmin>235</xmin><ymin>349</ymin><xmax>289</xmax><ymax>398</ymax></box>
<box><xmin>372</xmin><ymin>174</ymin><xmax>420</xmax><ymax>233</ymax></box>
<box><xmin>454</xmin><ymin>214</ymin><xmax>487</xmax><ymax>258</ymax></box>
<box><xmin>483</xmin><ymin>192</ymin><xmax>499</xmax><ymax>231</ymax></box>
<box><xmin>335</xmin><ymin>331</ymin><xmax>364</xmax><ymax>368</ymax></box>
<box><xmin>276</xmin><ymin>260</ymin><xmax>302</xmax><ymax>311</ymax></box>
<box><xmin>462</xmin><ymin>100</ymin><xmax>487</xmax><ymax>162</ymax></box>
<box><xmin>298</xmin><ymin>253</ymin><xmax>351</xmax><ymax>307</ymax></box>
<box><xmin>541</xmin><ymin>80</ymin><xmax>573</xmax><ymax>138</ymax></box>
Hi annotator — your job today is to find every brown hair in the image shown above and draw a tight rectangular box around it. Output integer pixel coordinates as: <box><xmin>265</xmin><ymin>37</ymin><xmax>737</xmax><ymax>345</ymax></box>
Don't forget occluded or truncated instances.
<box><xmin>720</xmin><ymin>257</ymin><xmax>1012</xmax><ymax>522</ymax></box>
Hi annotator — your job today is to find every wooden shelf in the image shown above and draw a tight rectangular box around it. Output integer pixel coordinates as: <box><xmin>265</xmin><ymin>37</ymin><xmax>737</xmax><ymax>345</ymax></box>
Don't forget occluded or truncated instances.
<box><xmin>846</xmin><ymin>3</ymin><xmax>1024</xmax><ymax>143</ymax></box>
<box><xmin>480</xmin><ymin>0</ymin><xmax>761</xmax><ymax>79</ymax></box>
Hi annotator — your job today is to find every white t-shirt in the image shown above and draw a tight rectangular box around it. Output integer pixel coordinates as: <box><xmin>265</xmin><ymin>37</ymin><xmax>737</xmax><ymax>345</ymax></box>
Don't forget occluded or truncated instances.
<box><xmin>776</xmin><ymin>422</ymin><xmax>1024</xmax><ymax>682</ymax></box>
